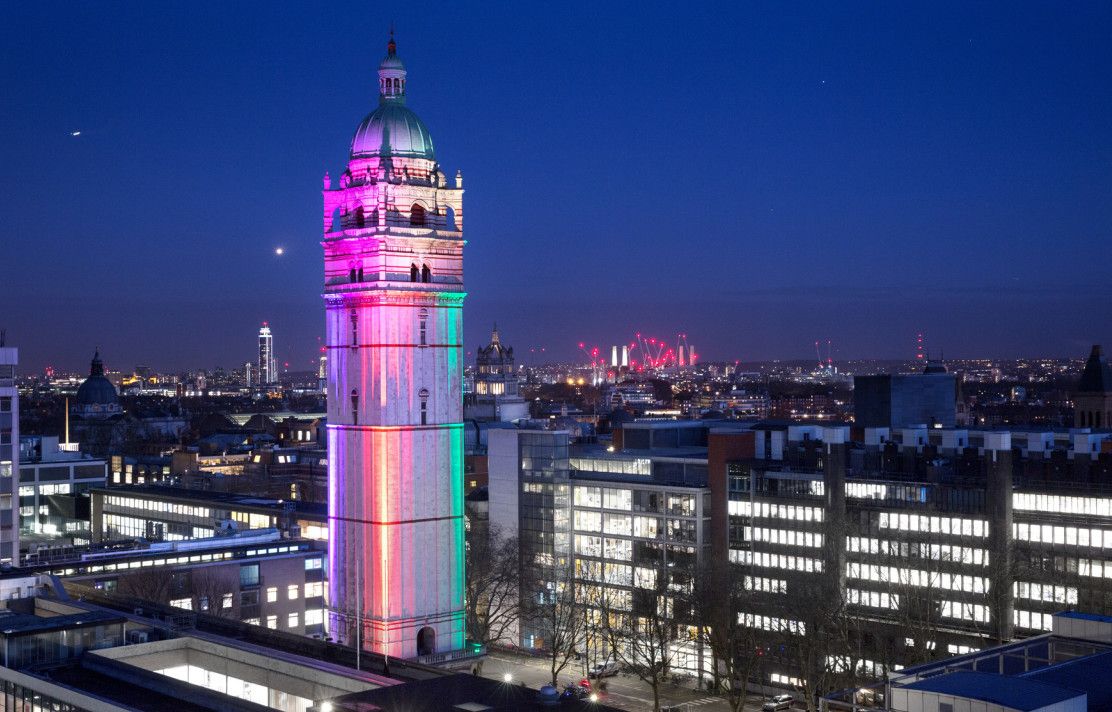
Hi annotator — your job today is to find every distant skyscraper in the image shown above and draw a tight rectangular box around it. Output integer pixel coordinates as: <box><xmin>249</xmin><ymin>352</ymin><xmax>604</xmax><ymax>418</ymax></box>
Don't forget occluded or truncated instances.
<box><xmin>317</xmin><ymin>351</ymin><xmax>327</xmax><ymax>394</ymax></box>
<box><xmin>244</xmin><ymin>361</ymin><xmax>254</xmax><ymax>388</ymax></box>
<box><xmin>0</xmin><ymin>339</ymin><xmax>18</xmax><ymax>565</ymax></box>
<box><xmin>322</xmin><ymin>34</ymin><xmax>466</xmax><ymax>658</ymax></box>
<box><xmin>258</xmin><ymin>323</ymin><xmax>277</xmax><ymax>385</ymax></box>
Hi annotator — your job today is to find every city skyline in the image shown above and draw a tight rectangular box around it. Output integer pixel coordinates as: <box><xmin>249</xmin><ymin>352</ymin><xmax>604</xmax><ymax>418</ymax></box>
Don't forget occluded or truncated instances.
<box><xmin>3</xmin><ymin>2</ymin><xmax>1111</xmax><ymax>372</ymax></box>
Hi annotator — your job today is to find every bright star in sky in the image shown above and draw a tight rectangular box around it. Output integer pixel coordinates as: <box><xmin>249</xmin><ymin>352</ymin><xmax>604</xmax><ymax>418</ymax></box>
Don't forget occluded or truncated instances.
<box><xmin>275</xmin><ymin>247</ymin><xmax>284</xmax><ymax>256</ymax></box>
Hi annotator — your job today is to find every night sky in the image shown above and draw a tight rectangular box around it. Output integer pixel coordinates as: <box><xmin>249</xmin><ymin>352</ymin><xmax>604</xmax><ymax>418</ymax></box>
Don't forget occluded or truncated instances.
<box><xmin>2</xmin><ymin>2</ymin><xmax>1110</xmax><ymax>374</ymax></box>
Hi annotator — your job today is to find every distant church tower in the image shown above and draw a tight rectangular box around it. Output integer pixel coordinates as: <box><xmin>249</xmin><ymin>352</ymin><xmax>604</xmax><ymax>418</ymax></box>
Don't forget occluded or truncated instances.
<box><xmin>467</xmin><ymin>324</ymin><xmax>529</xmax><ymax>422</ymax></box>
<box><xmin>322</xmin><ymin>34</ymin><xmax>466</xmax><ymax>658</ymax></box>
<box><xmin>1075</xmin><ymin>345</ymin><xmax>1112</xmax><ymax>429</ymax></box>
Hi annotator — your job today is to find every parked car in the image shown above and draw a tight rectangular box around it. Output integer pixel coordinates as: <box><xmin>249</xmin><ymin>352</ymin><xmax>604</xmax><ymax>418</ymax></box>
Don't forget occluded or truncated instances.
<box><xmin>588</xmin><ymin>661</ymin><xmax>619</xmax><ymax>678</ymax></box>
<box><xmin>560</xmin><ymin>684</ymin><xmax>590</xmax><ymax>700</ymax></box>
<box><xmin>763</xmin><ymin>694</ymin><xmax>795</xmax><ymax>711</ymax></box>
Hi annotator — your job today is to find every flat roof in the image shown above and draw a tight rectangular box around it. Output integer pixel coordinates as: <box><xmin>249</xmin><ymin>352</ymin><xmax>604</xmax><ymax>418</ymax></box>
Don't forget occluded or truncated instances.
<box><xmin>0</xmin><ymin>610</ymin><xmax>124</xmax><ymax>636</ymax></box>
<box><xmin>93</xmin><ymin>484</ymin><xmax>327</xmax><ymax>517</ymax></box>
<box><xmin>1023</xmin><ymin>649</ymin><xmax>1112</xmax><ymax>709</ymax></box>
<box><xmin>902</xmin><ymin>671</ymin><xmax>1082</xmax><ymax>711</ymax></box>
<box><xmin>1055</xmin><ymin>610</ymin><xmax>1112</xmax><ymax>624</ymax></box>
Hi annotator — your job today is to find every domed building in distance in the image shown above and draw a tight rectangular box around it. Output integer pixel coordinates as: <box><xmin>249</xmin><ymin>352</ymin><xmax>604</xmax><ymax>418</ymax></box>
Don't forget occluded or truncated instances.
<box><xmin>72</xmin><ymin>351</ymin><xmax>122</xmax><ymax>420</ymax></box>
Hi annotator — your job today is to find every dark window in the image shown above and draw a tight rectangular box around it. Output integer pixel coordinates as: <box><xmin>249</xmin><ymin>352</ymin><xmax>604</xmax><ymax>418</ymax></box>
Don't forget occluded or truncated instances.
<box><xmin>355</xmin><ymin>207</ymin><xmax>365</xmax><ymax>228</ymax></box>
<box><xmin>410</xmin><ymin>203</ymin><xmax>426</xmax><ymax>227</ymax></box>
<box><xmin>0</xmin><ymin>397</ymin><xmax>10</xmax><ymax>412</ymax></box>
<box><xmin>239</xmin><ymin>564</ymin><xmax>259</xmax><ymax>587</ymax></box>
<box><xmin>357</xmin><ymin>267</ymin><xmax>364</xmax><ymax>281</ymax></box>
<box><xmin>417</xmin><ymin>626</ymin><xmax>436</xmax><ymax>656</ymax></box>
<box><xmin>350</xmin><ymin>311</ymin><xmax>358</xmax><ymax>347</ymax></box>
<box><xmin>421</xmin><ymin>264</ymin><xmax>431</xmax><ymax>283</ymax></box>
<box><xmin>419</xmin><ymin>388</ymin><xmax>429</xmax><ymax>426</ymax></box>
<box><xmin>410</xmin><ymin>264</ymin><xmax>419</xmax><ymax>282</ymax></box>
<box><xmin>351</xmin><ymin>389</ymin><xmax>359</xmax><ymax>426</ymax></box>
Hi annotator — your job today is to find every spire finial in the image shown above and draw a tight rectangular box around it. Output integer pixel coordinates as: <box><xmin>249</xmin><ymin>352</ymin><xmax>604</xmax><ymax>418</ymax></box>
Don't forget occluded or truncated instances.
<box><xmin>491</xmin><ymin>323</ymin><xmax>500</xmax><ymax>344</ymax></box>
<box><xmin>388</xmin><ymin>24</ymin><xmax>396</xmax><ymax>56</ymax></box>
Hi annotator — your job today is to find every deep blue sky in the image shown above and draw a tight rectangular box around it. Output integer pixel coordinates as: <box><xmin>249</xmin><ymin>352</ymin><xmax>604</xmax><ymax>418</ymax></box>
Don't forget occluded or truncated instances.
<box><xmin>2</xmin><ymin>2</ymin><xmax>1110</xmax><ymax>374</ymax></box>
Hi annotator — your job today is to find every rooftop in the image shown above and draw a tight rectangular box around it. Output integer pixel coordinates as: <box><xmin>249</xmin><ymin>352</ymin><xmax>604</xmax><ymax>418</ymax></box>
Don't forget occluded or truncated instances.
<box><xmin>901</xmin><ymin>671</ymin><xmax>1083</xmax><ymax>711</ymax></box>
<box><xmin>93</xmin><ymin>484</ymin><xmax>327</xmax><ymax>518</ymax></box>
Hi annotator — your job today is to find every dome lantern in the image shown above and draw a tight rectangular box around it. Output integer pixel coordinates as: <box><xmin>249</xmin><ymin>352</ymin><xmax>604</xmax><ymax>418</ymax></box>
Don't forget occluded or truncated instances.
<box><xmin>378</xmin><ymin>30</ymin><xmax>407</xmax><ymax>104</ymax></box>
<box><xmin>349</xmin><ymin>32</ymin><xmax>436</xmax><ymax>161</ymax></box>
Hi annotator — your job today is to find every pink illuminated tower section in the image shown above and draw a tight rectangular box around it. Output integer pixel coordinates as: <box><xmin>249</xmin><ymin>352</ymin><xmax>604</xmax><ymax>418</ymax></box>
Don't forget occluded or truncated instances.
<box><xmin>322</xmin><ymin>34</ymin><xmax>466</xmax><ymax>658</ymax></box>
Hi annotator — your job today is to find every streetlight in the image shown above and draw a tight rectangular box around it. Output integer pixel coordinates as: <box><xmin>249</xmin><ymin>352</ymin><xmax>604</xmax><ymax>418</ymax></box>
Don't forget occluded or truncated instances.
<box><xmin>320</xmin><ymin>703</ymin><xmax>333</xmax><ymax>712</ymax></box>
<box><xmin>503</xmin><ymin>673</ymin><xmax>513</xmax><ymax>683</ymax></box>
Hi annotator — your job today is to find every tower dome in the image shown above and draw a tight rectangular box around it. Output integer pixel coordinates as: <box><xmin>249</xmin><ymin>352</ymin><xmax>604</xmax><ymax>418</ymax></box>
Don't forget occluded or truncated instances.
<box><xmin>349</xmin><ymin>34</ymin><xmax>436</xmax><ymax>160</ymax></box>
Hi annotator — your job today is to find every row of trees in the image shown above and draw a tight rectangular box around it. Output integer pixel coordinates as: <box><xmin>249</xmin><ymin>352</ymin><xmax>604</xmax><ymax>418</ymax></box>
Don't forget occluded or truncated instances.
<box><xmin>466</xmin><ymin>524</ymin><xmax>1028</xmax><ymax>712</ymax></box>
<box><xmin>464</xmin><ymin>526</ymin><xmax>852</xmax><ymax>712</ymax></box>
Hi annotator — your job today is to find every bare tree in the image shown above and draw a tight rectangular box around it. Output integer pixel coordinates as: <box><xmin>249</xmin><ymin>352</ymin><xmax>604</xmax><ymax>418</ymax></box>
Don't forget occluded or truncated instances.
<box><xmin>772</xmin><ymin>577</ymin><xmax>851</xmax><ymax>712</ymax></box>
<box><xmin>465</xmin><ymin>524</ymin><xmax>521</xmax><ymax>674</ymax></box>
<box><xmin>117</xmin><ymin>568</ymin><xmax>172</xmax><ymax>603</ymax></box>
<box><xmin>190</xmin><ymin>567</ymin><xmax>238</xmax><ymax>619</ymax></box>
<box><xmin>522</xmin><ymin>565</ymin><xmax>584</xmax><ymax>687</ymax></box>
<box><xmin>600</xmin><ymin>573</ymin><xmax>680</xmax><ymax>712</ymax></box>
<box><xmin>692</xmin><ymin>560</ymin><xmax>763</xmax><ymax>712</ymax></box>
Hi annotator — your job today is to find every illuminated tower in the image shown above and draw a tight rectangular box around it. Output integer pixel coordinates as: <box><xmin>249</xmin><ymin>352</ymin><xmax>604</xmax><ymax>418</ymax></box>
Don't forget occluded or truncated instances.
<box><xmin>258</xmin><ymin>323</ymin><xmax>276</xmax><ymax>385</ymax></box>
<box><xmin>322</xmin><ymin>34</ymin><xmax>466</xmax><ymax>658</ymax></box>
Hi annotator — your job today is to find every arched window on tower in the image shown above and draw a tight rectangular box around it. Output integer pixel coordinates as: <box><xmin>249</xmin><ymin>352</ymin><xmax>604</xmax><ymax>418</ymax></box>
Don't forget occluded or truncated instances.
<box><xmin>410</xmin><ymin>203</ymin><xmax>426</xmax><ymax>227</ymax></box>
<box><xmin>410</xmin><ymin>264</ymin><xmax>419</xmax><ymax>282</ymax></box>
<box><xmin>350</xmin><ymin>310</ymin><xmax>358</xmax><ymax>348</ymax></box>
<box><xmin>355</xmin><ymin>207</ymin><xmax>365</xmax><ymax>228</ymax></box>
<box><xmin>419</xmin><ymin>388</ymin><xmax>430</xmax><ymax>425</ymax></box>
<box><xmin>350</xmin><ymin>389</ymin><xmax>359</xmax><ymax>426</ymax></box>
<box><xmin>418</xmin><ymin>308</ymin><xmax>429</xmax><ymax>347</ymax></box>
<box><xmin>357</xmin><ymin>266</ymin><xmax>364</xmax><ymax>281</ymax></box>
<box><xmin>421</xmin><ymin>264</ymin><xmax>431</xmax><ymax>283</ymax></box>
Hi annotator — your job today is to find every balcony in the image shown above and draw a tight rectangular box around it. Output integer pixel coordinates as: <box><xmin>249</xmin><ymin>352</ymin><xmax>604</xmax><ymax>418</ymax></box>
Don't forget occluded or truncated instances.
<box><xmin>415</xmin><ymin>642</ymin><xmax>486</xmax><ymax>666</ymax></box>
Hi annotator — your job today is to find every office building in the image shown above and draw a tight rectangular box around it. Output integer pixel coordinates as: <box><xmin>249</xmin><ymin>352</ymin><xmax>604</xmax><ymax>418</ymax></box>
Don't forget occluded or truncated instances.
<box><xmin>0</xmin><ymin>342</ymin><xmax>18</xmax><ymax>564</ymax></box>
<box><xmin>18</xmin><ymin>435</ymin><xmax>107</xmax><ymax>547</ymax></box>
<box><xmin>258</xmin><ymin>323</ymin><xmax>277</xmax><ymax>385</ymax></box>
<box><xmin>91</xmin><ymin>485</ymin><xmax>328</xmax><ymax>543</ymax></box>
<box><xmin>721</xmin><ymin>422</ymin><xmax>1112</xmax><ymax>687</ymax></box>
<box><xmin>490</xmin><ymin>406</ymin><xmax>1112</xmax><ymax>692</ymax></box>
<box><xmin>24</xmin><ymin>529</ymin><xmax>327</xmax><ymax>636</ymax></box>
<box><xmin>321</xmin><ymin>33</ymin><xmax>466</xmax><ymax>658</ymax></box>
<box><xmin>854</xmin><ymin>359</ymin><xmax>958</xmax><ymax>428</ymax></box>
<box><xmin>489</xmin><ymin>421</ymin><xmax>717</xmax><ymax>672</ymax></box>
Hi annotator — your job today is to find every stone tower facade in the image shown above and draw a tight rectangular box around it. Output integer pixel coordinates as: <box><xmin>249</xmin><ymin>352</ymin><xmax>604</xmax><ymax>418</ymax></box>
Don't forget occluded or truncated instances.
<box><xmin>322</xmin><ymin>34</ymin><xmax>465</xmax><ymax>658</ymax></box>
<box><xmin>1075</xmin><ymin>345</ymin><xmax>1112</xmax><ymax>429</ymax></box>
